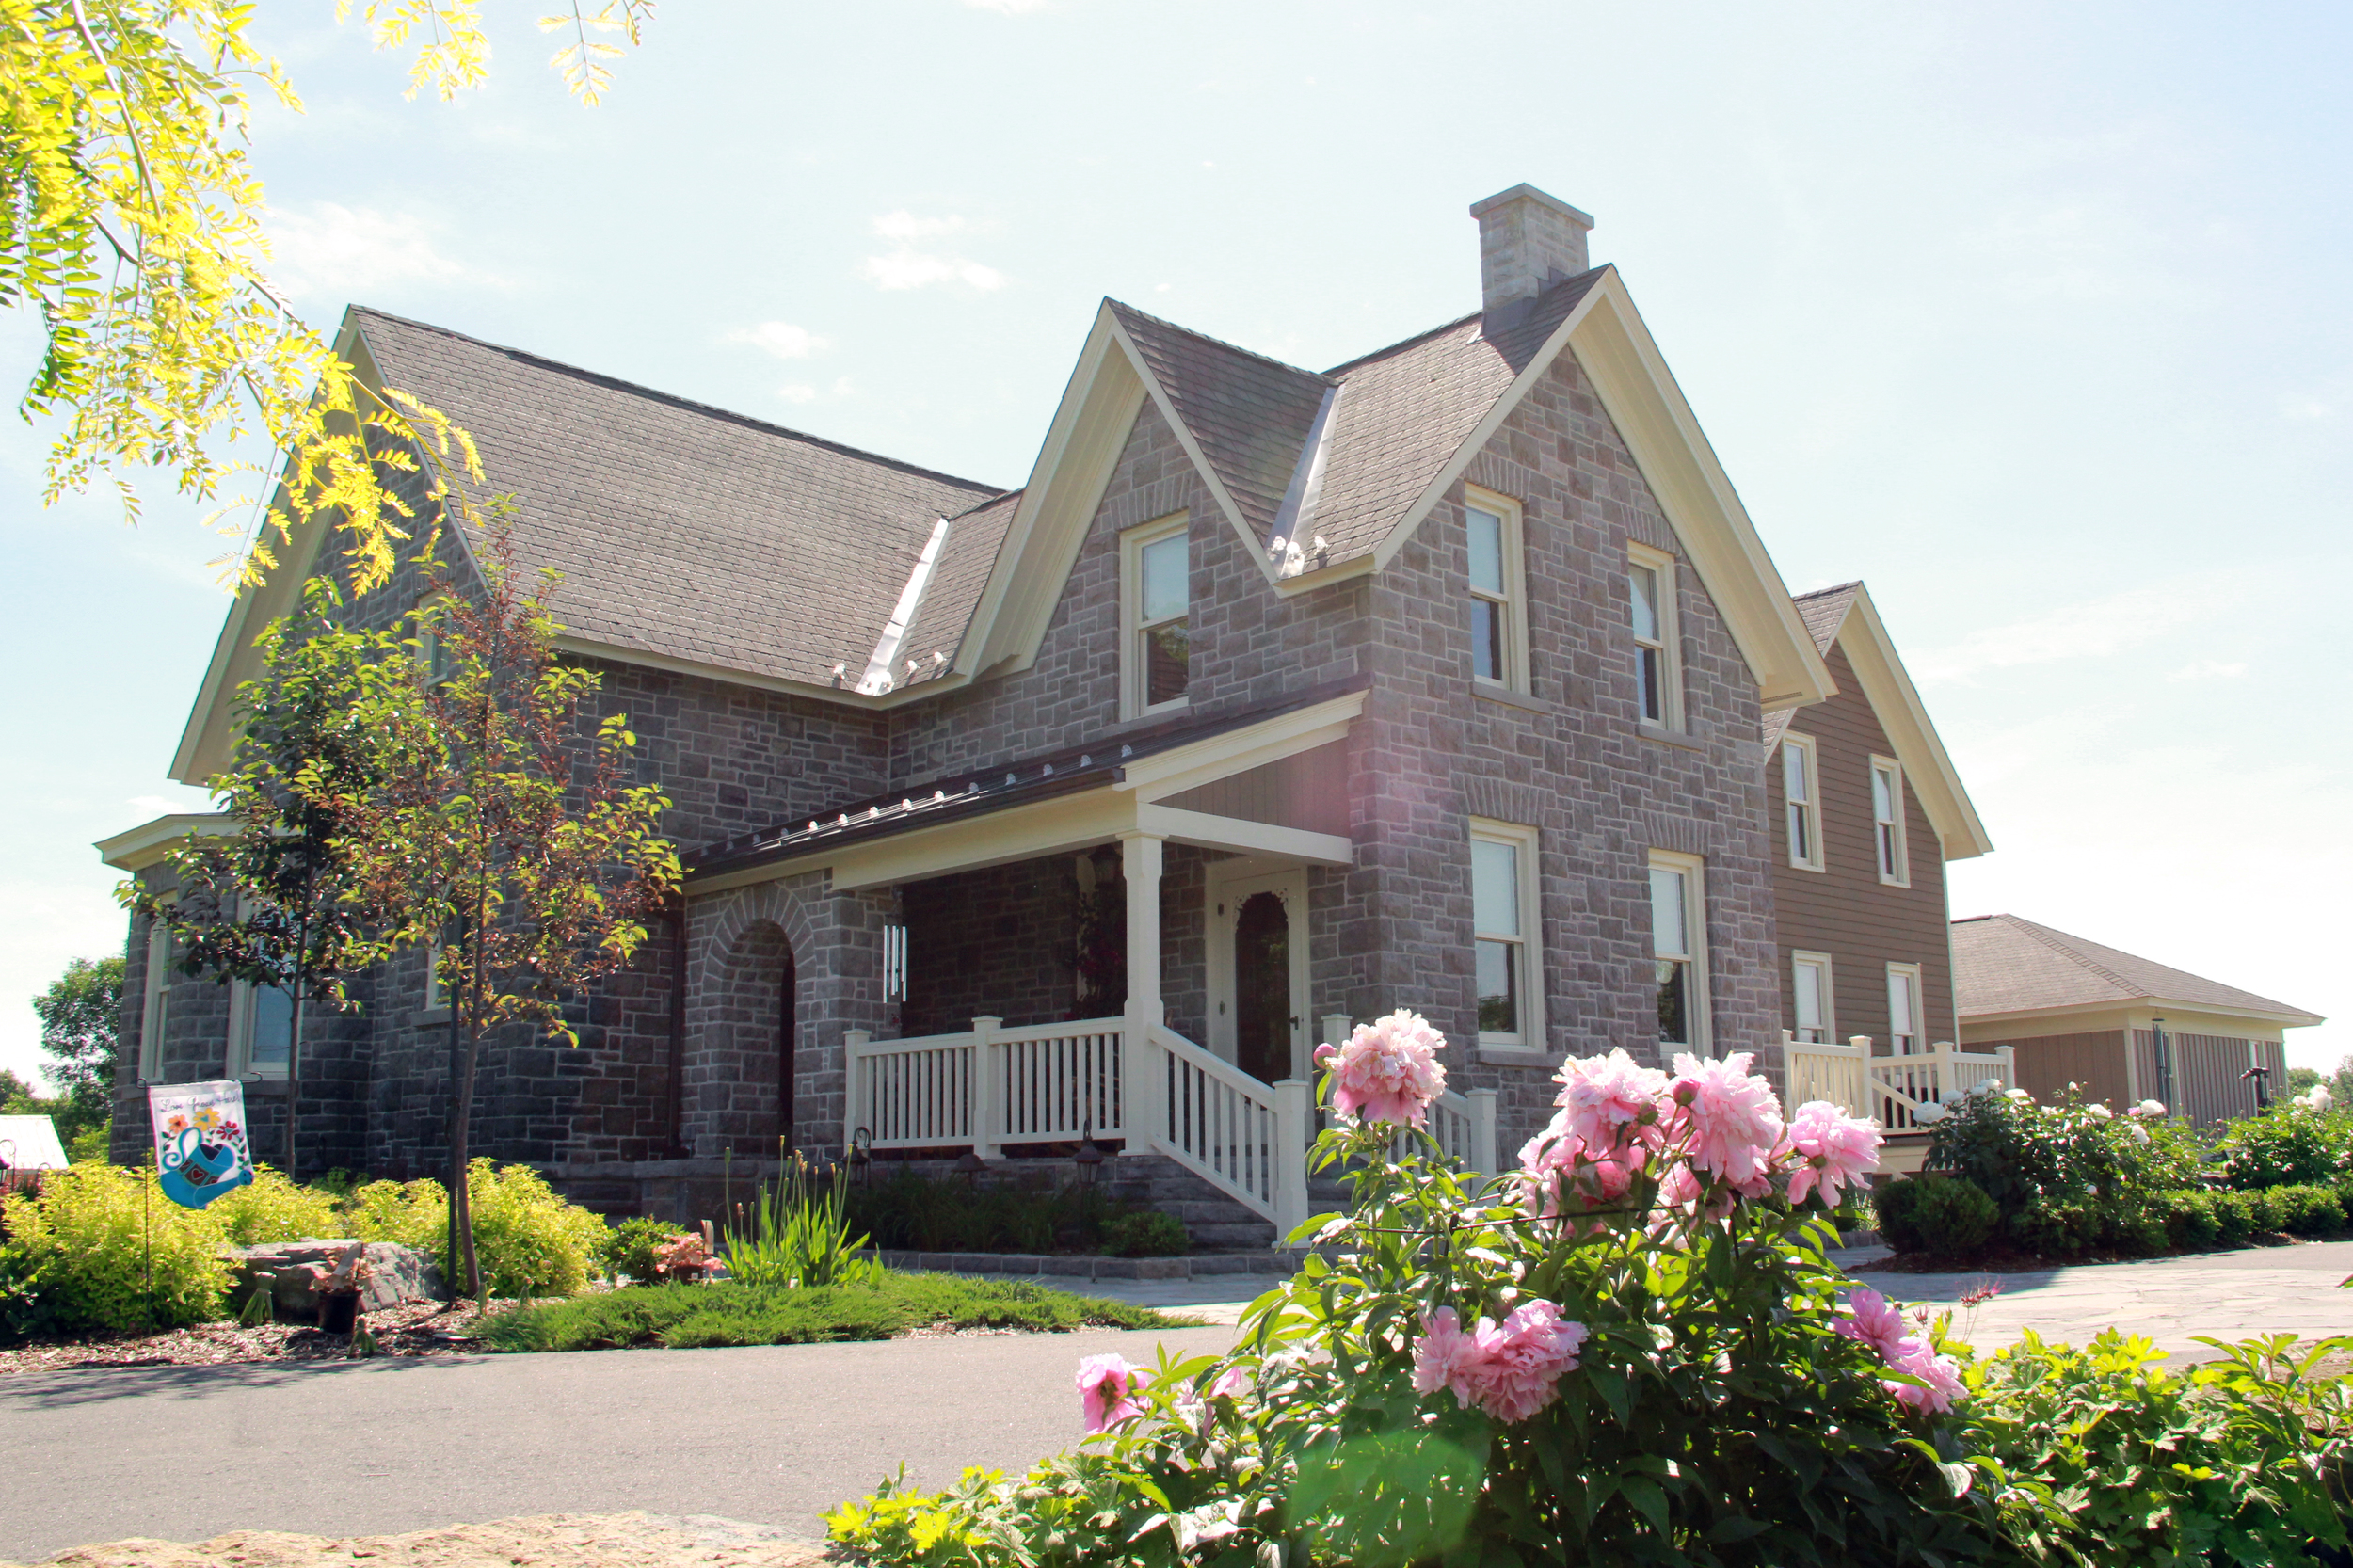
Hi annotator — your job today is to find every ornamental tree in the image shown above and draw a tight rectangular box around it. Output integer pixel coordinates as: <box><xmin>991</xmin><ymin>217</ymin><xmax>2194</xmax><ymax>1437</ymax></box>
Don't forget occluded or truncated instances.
<box><xmin>343</xmin><ymin>518</ymin><xmax>680</xmax><ymax>1298</ymax></box>
<box><xmin>122</xmin><ymin>576</ymin><xmax>410</xmax><ymax>1176</ymax></box>
<box><xmin>1</xmin><ymin>1</ymin><xmax>647</xmax><ymax>590</ymax></box>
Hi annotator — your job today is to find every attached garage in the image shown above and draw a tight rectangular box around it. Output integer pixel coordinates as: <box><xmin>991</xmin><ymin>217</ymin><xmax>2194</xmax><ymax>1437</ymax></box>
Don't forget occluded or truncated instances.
<box><xmin>1951</xmin><ymin>914</ymin><xmax>2323</xmax><ymax>1128</ymax></box>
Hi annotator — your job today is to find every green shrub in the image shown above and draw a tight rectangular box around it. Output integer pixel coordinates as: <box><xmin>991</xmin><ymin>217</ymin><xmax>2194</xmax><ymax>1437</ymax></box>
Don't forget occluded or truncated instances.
<box><xmin>342</xmin><ymin>1175</ymin><xmax>447</xmax><ymax>1250</ymax></box>
<box><xmin>2160</xmin><ymin>1190</ymin><xmax>2222</xmax><ymax>1249</ymax></box>
<box><xmin>1926</xmin><ymin>1084</ymin><xmax>2201</xmax><ymax>1228</ymax></box>
<box><xmin>342</xmin><ymin>1162</ymin><xmax>603</xmax><ymax>1297</ymax></box>
<box><xmin>2094</xmin><ymin>1198</ymin><xmax>2171</xmax><ymax>1257</ymax></box>
<box><xmin>598</xmin><ymin>1215</ymin><xmax>683</xmax><ymax>1283</ymax></box>
<box><xmin>2009</xmin><ymin>1197</ymin><xmax>2098</xmax><ymax>1258</ymax></box>
<box><xmin>2273</xmin><ymin>1183</ymin><xmax>2345</xmax><ymax>1236</ymax></box>
<box><xmin>1964</xmin><ymin>1329</ymin><xmax>2353</xmax><ymax>1566</ymax></box>
<box><xmin>1100</xmin><ymin>1209</ymin><xmax>1188</xmax><ymax>1258</ymax></box>
<box><xmin>0</xmin><ymin>1164</ymin><xmax>230</xmax><ymax>1336</ymax></box>
<box><xmin>1875</xmin><ymin>1173</ymin><xmax>1997</xmax><ymax>1256</ymax></box>
<box><xmin>2217</xmin><ymin>1100</ymin><xmax>2351</xmax><ymax>1190</ymax></box>
<box><xmin>208</xmin><ymin>1164</ymin><xmax>344</xmax><ymax>1246</ymax></box>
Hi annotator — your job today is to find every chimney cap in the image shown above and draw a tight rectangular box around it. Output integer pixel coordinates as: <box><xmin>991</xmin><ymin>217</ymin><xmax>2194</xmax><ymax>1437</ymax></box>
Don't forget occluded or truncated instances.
<box><xmin>1468</xmin><ymin>183</ymin><xmax>1594</xmax><ymax>230</ymax></box>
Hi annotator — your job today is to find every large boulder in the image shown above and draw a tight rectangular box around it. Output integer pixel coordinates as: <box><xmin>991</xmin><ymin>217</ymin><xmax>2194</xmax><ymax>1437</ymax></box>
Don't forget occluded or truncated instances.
<box><xmin>228</xmin><ymin>1240</ymin><xmax>443</xmax><ymax>1320</ymax></box>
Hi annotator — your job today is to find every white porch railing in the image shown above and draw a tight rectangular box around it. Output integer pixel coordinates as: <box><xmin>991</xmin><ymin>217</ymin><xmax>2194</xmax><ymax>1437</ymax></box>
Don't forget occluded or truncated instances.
<box><xmin>846</xmin><ymin>1015</ymin><xmax>1126</xmax><ymax>1157</ymax></box>
<box><xmin>1780</xmin><ymin>1032</ymin><xmax>2017</xmax><ymax>1130</ymax></box>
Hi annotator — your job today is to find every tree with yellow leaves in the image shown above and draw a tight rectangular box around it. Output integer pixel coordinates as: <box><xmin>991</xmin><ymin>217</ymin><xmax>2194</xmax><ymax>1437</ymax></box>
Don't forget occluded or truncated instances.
<box><xmin>0</xmin><ymin>1</ymin><xmax>649</xmax><ymax>591</ymax></box>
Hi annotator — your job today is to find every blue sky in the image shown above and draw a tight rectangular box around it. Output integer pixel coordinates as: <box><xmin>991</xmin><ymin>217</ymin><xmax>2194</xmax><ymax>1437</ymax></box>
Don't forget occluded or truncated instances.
<box><xmin>3</xmin><ymin>0</ymin><xmax>2345</xmax><ymax>1085</ymax></box>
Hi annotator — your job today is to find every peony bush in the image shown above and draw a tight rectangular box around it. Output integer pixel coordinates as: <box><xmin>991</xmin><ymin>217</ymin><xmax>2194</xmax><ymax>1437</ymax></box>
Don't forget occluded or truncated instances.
<box><xmin>829</xmin><ymin>1023</ymin><xmax>2013</xmax><ymax>1566</ymax></box>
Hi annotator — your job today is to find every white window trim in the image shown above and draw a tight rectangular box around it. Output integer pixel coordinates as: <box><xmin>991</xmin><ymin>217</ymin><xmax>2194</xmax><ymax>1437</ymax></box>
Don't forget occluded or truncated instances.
<box><xmin>1626</xmin><ymin>541</ymin><xmax>1684</xmax><ymax>732</ymax></box>
<box><xmin>421</xmin><ymin>938</ymin><xmax>451</xmax><ymax>1019</ymax></box>
<box><xmin>1463</xmin><ymin>486</ymin><xmax>1530</xmax><ymax>696</ymax></box>
<box><xmin>137</xmin><ymin>911</ymin><xmax>173</xmax><ymax>1080</ymax></box>
<box><xmin>226</xmin><ymin>978</ymin><xmax>290</xmax><ymax>1080</ymax></box>
<box><xmin>1781</xmin><ymin>732</ymin><xmax>1824</xmax><ymax>872</ymax></box>
<box><xmin>1792</xmin><ymin>950</ymin><xmax>1835</xmax><ymax>1044</ymax></box>
<box><xmin>414</xmin><ymin>595</ymin><xmax>456</xmax><ymax>687</ymax></box>
<box><xmin>1886</xmin><ymin>962</ymin><xmax>1925</xmax><ymax>1056</ymax></box>
<box><xmin>1870</xmin><ymin>754</ymin><xmax>1910</xmax><ymax>888</ymax></box>
<box><xmin>1120</xmin><ymin>512</ymin><xmax>1192</xmax><ymax>721</ymax></box>
<box><xmin>1469</xmin><ymin>817</ymin><xmax>1545</xmax><ymax>1056</ymax></box>
<box><xmin>1648</xmin><ymin>848</ymin><xmax>1710</xmax><ymax>1054</ymax></box>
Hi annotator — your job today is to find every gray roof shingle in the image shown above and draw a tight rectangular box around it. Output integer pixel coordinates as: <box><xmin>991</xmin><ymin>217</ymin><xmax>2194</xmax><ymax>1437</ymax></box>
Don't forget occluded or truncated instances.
<box><xmin>352</xmin><ymin>308</ymin><xmax>1007</xmax><ymax>690</ymax></box>
<box><xmin>1792</xmin><ymin>582</ymin><xmax>1861</xmax><ymax>655</ymax></box>
<box><xmin>1951</xmin><ymin>913</ymin><xmax>2322</xmax><ymax>1025</ymax></box>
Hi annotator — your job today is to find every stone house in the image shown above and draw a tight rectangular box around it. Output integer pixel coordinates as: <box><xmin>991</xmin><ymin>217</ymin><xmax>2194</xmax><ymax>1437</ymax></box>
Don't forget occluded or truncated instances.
<box><xmin>101</xmin><ymin>184</ymin><xmax>1928</xmax><ymax>1238</ymax></box>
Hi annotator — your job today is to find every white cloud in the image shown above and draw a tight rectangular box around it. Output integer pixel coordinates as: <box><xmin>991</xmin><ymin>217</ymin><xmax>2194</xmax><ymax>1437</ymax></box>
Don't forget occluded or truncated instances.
<box><xmin>1910</xmin><ymin>576</ymin><xmax>2248</xmax><ymax>684</ymax></box>
<box><xmin>2167</xmin><ymin>660</ymin><xmax>2248</xmax><ymax>682</ymax></box>
<box><xmin>733</xmin><ymin>321</ymin><xmax>830</xmax><ymax>360</ymax></box>
<box><xmin>777</xmin><ymin>377</ymin><xmax>855</xmax><ymax>406</ymax></box>
<box><xmin>264</xmin><ymin>204</ymin><xmax>479</xmax><ymax>297</ymax></box>
<box><xmin>860</xmin><ymin>213</ymin><xmax>1005</xmax><ymax>292</ymax></box>
<box><xmin>860</xmin><ymin>248</ymin><xmax>1005</xmax><ymax>293</ymax></box>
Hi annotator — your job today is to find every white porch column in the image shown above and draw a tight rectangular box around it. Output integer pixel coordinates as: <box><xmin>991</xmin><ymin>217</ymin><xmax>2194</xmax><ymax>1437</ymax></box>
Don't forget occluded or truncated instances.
<box><xmin>1273</xmin><ymin>1078</ymin><xmax>1312</xmax><ymax>1240</ymax></box>
<box><xmin>841</xmin><ymin>1030</ymin><xmax>870</xmax><ymax>1156</ymax></box>
<box><xmin>1121</xmin><ymin>832</ymin><xmax>1166</xmax><ymax>1155</ymax></box>
<box><xmin>1466</xmin><ymin>1087</ymin><xmax>1499</xmax><ymax>1176</ymax></box>
<box><xmin>972</xmin><ymin>1016</ymin><xmax>1004</xmax><ymax>1160</ymax></box>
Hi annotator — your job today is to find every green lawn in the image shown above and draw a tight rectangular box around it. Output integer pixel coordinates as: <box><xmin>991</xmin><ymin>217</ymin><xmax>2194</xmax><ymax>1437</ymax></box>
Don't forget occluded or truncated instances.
<box><xmin>474</xmin><ymin>1272</ymin><xmax>1193</xmax><ymax>1352</ymax></box>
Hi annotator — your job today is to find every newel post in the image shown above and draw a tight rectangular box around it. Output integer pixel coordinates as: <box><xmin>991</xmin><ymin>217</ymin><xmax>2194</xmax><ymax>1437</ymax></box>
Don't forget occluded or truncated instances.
<box><xmin>841</xmin><ymin>1030</ymin><xmax>871</xmax><ymax>1154</ymax></box>
<box><xmin>1466</xmin><ymin>1087</ymin><xmax>1499</xmax><ymax>1176</ymax></box>
<box><xmin>1930</xmin><ymin>1038</ymin><xmax>1959</xmax><ymax>1101</ymax></box>
<box><xmin>1998</xmin><ymin>1044</ymin><xmax>2018</xmax><ymax>1094</ymax></box>
<box><xmin>1273</xmin><ymin>1078</ymin><xmax>1312</xmax><ymax>1240</ymax></box>
<box><xmin>971</xmin><ymin>1015</ymin><xmax>1004</xmax><ymax>1160</ymax></box>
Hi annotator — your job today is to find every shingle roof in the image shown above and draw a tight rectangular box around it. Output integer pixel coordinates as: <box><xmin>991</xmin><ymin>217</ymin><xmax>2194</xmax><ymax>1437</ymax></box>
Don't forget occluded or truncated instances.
<box><xmin>1792</xmin><ymin>582</ymin><xmax>1861</xmax><ymax>655</ymax></box>
<box><xmin>1108</xmin><ymin>303</ymin><xmax>1330</xmax><ymax>541</ymax></box>
<box><xmin>351</xmin><ymin>308</ymin><xmax>1008</xmax><ymax>691</ymax></box>
<box><xmin>894</xmin><ymin>489</ymin><xmax>1022</xmax><ymax>689</ymax></box>
<box><xmin>1951</xmin><ymin>914</ymin><xmax>2323</xmax><ymax>1025</ymax></box>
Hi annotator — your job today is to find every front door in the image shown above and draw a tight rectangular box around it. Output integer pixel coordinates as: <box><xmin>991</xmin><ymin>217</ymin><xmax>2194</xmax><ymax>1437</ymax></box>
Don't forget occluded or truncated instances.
<box><xmin>1208</xmin><ymin>863</ymin><xmax>1308</xmax><ymax>1084</ymax></box>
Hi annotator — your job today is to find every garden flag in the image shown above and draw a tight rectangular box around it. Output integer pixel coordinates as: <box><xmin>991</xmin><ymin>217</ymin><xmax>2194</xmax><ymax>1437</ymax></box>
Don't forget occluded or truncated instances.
<box><xmin>148</xmin><ymin>1080</ymin><xmax>256</xmax><ymax>1209</ymax></box>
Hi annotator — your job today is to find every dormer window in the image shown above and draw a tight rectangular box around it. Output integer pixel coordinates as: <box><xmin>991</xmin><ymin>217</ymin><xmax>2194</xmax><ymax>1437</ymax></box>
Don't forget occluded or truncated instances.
<box><xmin>1465</xmin><ymin>487</ymin><xmax>1529</xmax><ymax>693</ymax></box>
<box><xmin>1123</xmin><ymin>514</ymin><xmax>1191</xmax><ymax>717</ymax></box>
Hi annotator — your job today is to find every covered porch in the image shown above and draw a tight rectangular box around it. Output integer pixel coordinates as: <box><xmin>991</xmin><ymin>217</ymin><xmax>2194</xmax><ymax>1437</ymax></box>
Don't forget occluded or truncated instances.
<box><xmin>1783</xmin><ymin>1032</ymin><xmax>2017</xmax><ymax>1175</ymax></box>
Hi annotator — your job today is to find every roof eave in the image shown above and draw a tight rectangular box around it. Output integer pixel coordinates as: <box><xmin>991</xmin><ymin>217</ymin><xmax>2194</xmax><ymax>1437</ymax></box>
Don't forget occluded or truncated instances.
<box><xmin>1817</xmin><ymin>585</ymin><xmax>1993</xmax><ymax>861</ymax></box>
<box><xmin>1962</xmin><ymin>998</ymin><xmax>2326</xmax><ymax>1031</ymax></box>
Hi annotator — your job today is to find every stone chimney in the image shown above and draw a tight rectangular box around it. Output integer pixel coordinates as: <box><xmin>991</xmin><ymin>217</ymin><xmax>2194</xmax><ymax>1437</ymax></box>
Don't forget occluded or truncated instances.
<box><xmin>1470</xmin><ymin>184</ymin><xmax>1594</xmax><ymax>317</ymax></box>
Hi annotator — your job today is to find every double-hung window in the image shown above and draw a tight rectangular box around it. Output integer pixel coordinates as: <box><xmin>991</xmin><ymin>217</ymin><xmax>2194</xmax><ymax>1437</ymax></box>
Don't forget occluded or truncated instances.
<box><xmin>1792</xmin><ymin>951</ymin><xmax>1834</xmax><ymax>1044</ymax></box>
<box><xmin>229</xmin><ymin>979</ymin><xmax>294</xmax><ymax>1080</ymax></box>
<box><xmin>137</xmin><ymin>913</ymin><xmax>174</xmax><ymax>1080</ymax></box>
<box><xmin>1123</xmin><ymin>515</ymin><xmax>1191</xmax><ymax>717</ymax></box>
<box><xmin>423</xmin><ymin>939</ymin><xmax>449</xmax><ymax>1016</ymax></box>
<box><xmin>1782</xmin><ymin>734</ymin><xmax>1823</xmax><ymax>871</ymax></box>
<box><xmin>1626</xmin><ymin>544</ymin><xmax>1681</xmax><ymax>728</ymax></box>
<box><xmin>1470</xmin><ymin>819</ymin><xmax>1543</xmax><ymax>1051</ymax></box>
<box><xmin>1871</xmin><ymin>757</ymin><xmax>1909</xmax><ymax>886</ymax></box>
<box><xmin>1648</xmin><ymin>850</ymin><xmax>1708</xmax><ymax>1051</ymax></box>
<box><xmin>1887</xmin><ymin>963</ymin><xmax>1923</xmax><ymax>1055</ymax></box>
<box><xmin>1465</xmin><ymin>488</ymin><xmax>1529</xmax><ymax>692</ymax></box>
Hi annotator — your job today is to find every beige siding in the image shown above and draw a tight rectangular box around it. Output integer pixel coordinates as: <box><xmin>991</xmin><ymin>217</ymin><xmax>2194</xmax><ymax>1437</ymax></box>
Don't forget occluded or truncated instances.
<box><xmin>1160</xmin><ymin>741</ymin><xmax>1351</xmax><ymax>835</ymax></box>
<box><xmin>2139</xmin><ymin>1030</ymin><xmax>2287</xmax><ymax>1128</ymax></box>
<box><xmin>1769</xmin><ymin>640</ymin><xmax>1956</xmax><ymax>1050</ymax></box>
<box><xmin>2008</xmin><ymin>1030</ymin><xmax>2132</xmax><ymax>1110</ymax></box>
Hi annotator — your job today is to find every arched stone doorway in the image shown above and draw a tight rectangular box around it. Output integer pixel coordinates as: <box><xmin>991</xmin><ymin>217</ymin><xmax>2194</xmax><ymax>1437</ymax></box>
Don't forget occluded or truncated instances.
<box><xmin>693</xmin><ymin>918</ymin><xmax>796</xmax><ymax>1160</ymax></box>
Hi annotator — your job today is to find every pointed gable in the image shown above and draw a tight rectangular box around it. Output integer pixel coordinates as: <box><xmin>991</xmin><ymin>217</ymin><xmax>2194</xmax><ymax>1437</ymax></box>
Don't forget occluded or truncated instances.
<box><xmin>1106</xmin><ymin>301</ymin><xmax>1331</xmax><ymax>540</ymax></box>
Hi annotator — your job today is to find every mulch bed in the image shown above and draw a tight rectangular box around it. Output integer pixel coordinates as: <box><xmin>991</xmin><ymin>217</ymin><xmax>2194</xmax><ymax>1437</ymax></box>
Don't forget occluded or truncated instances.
<box><xmin>0</xmin><ymin>1299</ymin><xmax>491</xmax><ymax>1376</ymax></box>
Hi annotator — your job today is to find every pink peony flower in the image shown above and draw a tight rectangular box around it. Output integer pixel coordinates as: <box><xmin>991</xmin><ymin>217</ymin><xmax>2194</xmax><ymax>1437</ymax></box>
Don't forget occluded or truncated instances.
<box><xmin>1515</xmin><ymin>1112</ymin><xmax>1643</xmax><ymax>1229</ymax></box>
<box><xmin>1783</xmin><ymin>1100</ymin><xmax>1882</xmax><ymax>1208</ymax></box>
<box><xmin>1832</xmin><ymin>1287</ymin><xmax>1913</xmax><ymax>1361</ymax></box>
<box><xmin>1884</xmin><ymin>1340</ymin><xmax>1966</xmax><ymax>1415</ymax></box>
<box><xmin>1668</xmin><ymin>1052</ymin><xmax>1785</xmax><ymax>1188</ymax></box>
<box><xmin>1076</xmin><ymin>1353</ymin><xmax>1147</xmax><ymax>1433</ymax></box>
<box><xmin>1551</xmin><ymin>1048</ymin><xmax>1673</xmax><ymax>1152</ymax></box>
<box><xmin>1208</xmin><ymin>1363</ymin><xmax>1250</xmax><ymax>1400</ymax></box>
<box><xmin>2128</xmin><ymin>1099</ymin><xmax>2167</xmax><ymax>1119</ymax></box>
<box><xmin>1314</xmin><ymin>1010</ymin><xmax>1449</xmax><ymax>1128</ymax></box>
<box><xmin>1411</xmin><ymin>1302</ymin><xmax>1588</xmax><ymax>1424</ymax></box>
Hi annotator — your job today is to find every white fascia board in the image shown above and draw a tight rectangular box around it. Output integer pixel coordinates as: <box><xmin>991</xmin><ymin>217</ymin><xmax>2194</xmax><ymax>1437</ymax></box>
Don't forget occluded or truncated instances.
<box><xmin>1832</xmin><ymin>587</ymin><xmax>1994</xmax><ymax>861</ymax></box>
<box><xmin>96</xmin><ymin>812</ymin><xmax>236</xmax><ymax>872</ymax></box>
<box><xmin>964</xmin><ymin>309</ymin><xmax>1147</xmax><ymax>676</ymax></box>
<box><xmin>1111</xmin><ymin>689</ymin><xmax>1368</xmax><ymax>798</ymax></box>
<box><xmin>1133</xmin><ymin>803</ymin><xmax>1353</xmax><ymax>866</ymax></box>
<box><xmin>689</xmin><ymin>786</ymin><xmax>1139</xmax><ymax>897</ymax></box>
<box><xmin>1965</xmin><ymin>998</ymin><xmax>2326</xmax><ymax>1032</ymax></box>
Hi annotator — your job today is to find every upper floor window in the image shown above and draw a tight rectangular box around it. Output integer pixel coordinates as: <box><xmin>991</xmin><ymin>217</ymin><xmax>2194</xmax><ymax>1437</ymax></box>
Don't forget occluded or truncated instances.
<box><xmin>424</xmin><ymin>939</ymin><xmax>449</xmax><ymax>1015</ymax></box>
<box><xmin>1626</xmin><ymin>543</ymin><xmax>1681</xmax><ymax>728</ymax></box>
<box><xmin>1871</xmin><ymin>757</ymin><xmax>1909</xmax><ymax>887</ymax></box>
<box><xmin>138</xmin><ymin>913</ymin><xmax>174</xmax><ymax>1080</ymax></box>
<box><xmin>1464</xmin><ymin>488</ymin><xmax>1529</xmax><ymax>693</ymax></box>
<box><xmin>1470</xmin><ymin>818</ymin><xmax>1543</xmax><ymax>1051</ymax></box>
<box><xmin>415</xmin><ymin>597</ymin><xmax>456</xmax><ymax>686</ymax></box>
<box><xmin>1648</xmin><ymin>850</ymin><xmax>1707</xmax><ymax>1051</ymax></box>
<box><xmin>1792</xmin><ymin>950</ymin><xmax>1833</xmax><ymax>1044</ymax></box>
<box><xmin>1886</xmin><ymin>963</ymin><xmax>1923</xmax><ymax>1055</ymax></box>
<box><xmin>1782</xmin><ymin>734</ymin><xmax>1823</xmax><ymax>871</ymax></box>
<box><xmin>1123</xmin><ymin>515</ymin><xmax>1190</xmax><ymax>717</ymax></box>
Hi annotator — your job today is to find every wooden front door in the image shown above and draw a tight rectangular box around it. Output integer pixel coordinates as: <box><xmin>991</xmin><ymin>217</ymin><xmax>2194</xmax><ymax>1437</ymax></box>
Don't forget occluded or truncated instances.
<box><xmin>1208</xmin><ymin>863</ymin><xmax>1308</xmax><ymax>1084</ymax></box>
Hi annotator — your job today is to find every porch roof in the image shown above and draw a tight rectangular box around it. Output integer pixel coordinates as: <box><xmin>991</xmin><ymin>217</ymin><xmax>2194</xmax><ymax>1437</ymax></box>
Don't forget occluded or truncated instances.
<box><xmin>688</xmin><ymin>674</ymin><xmax>1369</xmax><ymax>888</ymax></box>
